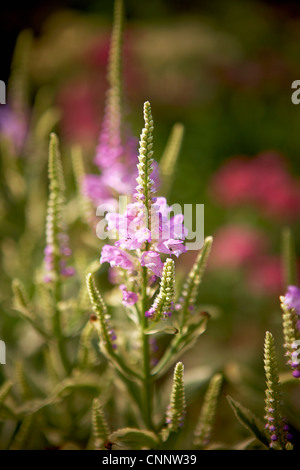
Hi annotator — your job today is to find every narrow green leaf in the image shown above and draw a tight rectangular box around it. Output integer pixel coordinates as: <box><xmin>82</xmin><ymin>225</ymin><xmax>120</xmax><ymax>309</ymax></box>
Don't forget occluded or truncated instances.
<box><xmin>226</xmin><ymin>395</ymin><xmax>269</xmax><ymax>448</ymax></box>
<box><xmin>160</xmin><ymin>123</ymin><xmax>184</xmax><ymax>196</ymax></box>
<box><xmin>144</xmin><ymin>321</ymin><xmax>178</xmax><ymax>335</ymax></box>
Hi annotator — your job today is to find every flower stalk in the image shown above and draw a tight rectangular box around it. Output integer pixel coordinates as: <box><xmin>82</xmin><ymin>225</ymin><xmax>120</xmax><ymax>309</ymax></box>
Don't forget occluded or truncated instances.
<box><xmin>264</xmin><ymin>331</ymin><xmax>293</xmax><ymax>449</ymax></box>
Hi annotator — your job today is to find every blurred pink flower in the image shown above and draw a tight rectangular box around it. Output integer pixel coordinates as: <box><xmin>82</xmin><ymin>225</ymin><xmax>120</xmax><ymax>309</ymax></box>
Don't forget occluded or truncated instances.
<box><xmin>57</xmin><ymin>77</ymin><xmax>104</xmax><ymax>146</ymax></box>
<box><xmin>246</xmin><ymin>255</ymin><xmax>284</xmax><ymax>295</ymax></box>
<box><xmin>210</xmin><ymin>152</ymin><xmax>300</xmax><ymax>221</ymax></box>
<box><xmin>0</xmin><ymin>107</ymin><xmax>28</xmax><ymax>155</ymax></box>
<box><xmin>209</xmin><ymin>224</ymin><xmax>268</xmax><ymax>269</ymax></box>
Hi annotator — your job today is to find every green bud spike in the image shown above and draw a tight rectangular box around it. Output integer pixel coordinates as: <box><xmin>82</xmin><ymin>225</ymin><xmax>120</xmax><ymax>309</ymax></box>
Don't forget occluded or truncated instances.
<box><xmin>264</xmin><ymin>331</ymin><xmax>292</xmax><ymax>450</ymax></box>
<box><xmin>160</xmin><ymin>123</ymin><xmax>184</xmax><ymax>197</ymax></box>
<box><xmin>45</xmin><ymin>134</ymin><xmax>65</xmax><ymax>282</ymax></box>
<box><xmin>136</xmin><ymin>101</ymin><xmax>155</xmax><ymax>212</ymax></box>
<box><xmin>86</xmin><ymin>273</ymin><xmax>142</xmax><ymax>380</ymax></box>
<box><xmin>44</xmin><ymin>133</ymin><xmax>74</xmax><ymax>284</ymax></box>
<box><xmin>148</xmin><ymin>258</ymin><xmax>175</xmax><ymax>322</ymax></box>
<box><xmin>193</xmin><ymin>373</ymin><xmax>223</xmax><ymax>448</ymax></box>
<box><xmin>166</xmin><ymin>362</ymin><xmax>186</xmax><ymax>432</ymax></box>
<box><xmin>178</xmin><ymin>236</ymin><xmax>213</xmax><ymax>326</ymax></box>
<box><xmin>86</xmin><ymin>273</ymin><xmax>117</xmax><ymax>354</ymax></box>
<box><xmin>48</xmin><ymin>132</ymin><xmax>65</xmax><ymax>194</ymax></box>
<box><xmin>92</xmin><ymin>398</ymin><xmax>110</xmax><ymax>450</ymax></box>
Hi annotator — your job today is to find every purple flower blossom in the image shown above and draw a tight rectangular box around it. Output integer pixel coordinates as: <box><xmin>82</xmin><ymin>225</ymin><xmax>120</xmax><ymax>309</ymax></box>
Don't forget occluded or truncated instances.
<box><xmin>292</xmin><ymin>369</ymin><xmax>300</xmax><ymax>378</ymax></box>
<box><xmin>145</xmin><ymin>307</ymin><xmax>155</xmax><ymax>318</ymax></box>
<box><xmin>141</xmin><ymin>251</ymin><xmax>164</xmax><ymax>277</ymax></box>
<box><xmin>100</xmin><ymin>194</ymin><xmax>188</xmax><ymax>279</ymax></box>
<box><xmin>156</xmin><ymin>238</ymin><xmax>187</xmax><ymax>258</ymax></box>
<box><xmin>120</xmin><ymin>285</ymin><xmax>139</xmax><ymax>306</ymax></box>
<box><xmin>100</xmin><ymin>245</ymin><xmax>135</xmax><ymax>271</ymax></box>
<box><xmin>284</xmin><ymin>285</ymin><xmax>300</xmax><ymax>315</ymax></box>
<box><xmin>106</xmin><ymin>202</ymin><xmax>149</xmax><ymax>250</ymax></box>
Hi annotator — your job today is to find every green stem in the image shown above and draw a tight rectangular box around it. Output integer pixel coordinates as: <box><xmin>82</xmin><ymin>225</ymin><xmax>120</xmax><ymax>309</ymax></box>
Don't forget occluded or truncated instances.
<box><xmin>141</xmin><ymin>266</ymin><xmax>153</xmax><ymax>430</ymax></box>
<box><xmin>151</xmin><ymin>335</ymin><xmax>182</xmax><ymax>378</ymax></box>
<box><xmin>52</xmin><ymin>277</ymin><xmax>71</xmax><ymax>374</ymax></box>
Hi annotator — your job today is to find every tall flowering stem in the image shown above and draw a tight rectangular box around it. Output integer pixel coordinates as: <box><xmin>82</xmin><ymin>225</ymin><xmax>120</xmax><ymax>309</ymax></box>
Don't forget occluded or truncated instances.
<box><xmin>137</xmin><ymin>101</ymin><xmax>156</xmax><ymax>430</ymax></box>
<box><xmin>44</xmin><ymin>133</ymin><xmax>74</xmax><ymax>372</ymax></box>
<box><xmin>98</xmin><ymin>100</ymin><xmax>190</xmax><ymax>430</ymax></box>
<box><xmin>263</xmin><ymin>331</ymin><xmax>293</xmax><ymax>449</ymax></box>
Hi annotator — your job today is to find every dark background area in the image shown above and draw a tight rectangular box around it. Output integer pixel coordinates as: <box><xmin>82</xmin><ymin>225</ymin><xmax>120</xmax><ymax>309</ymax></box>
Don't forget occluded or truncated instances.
<box><xmin>1</xmin><ymin>0</ymin><xmax>300</xmax><ymax>81</ymax></box>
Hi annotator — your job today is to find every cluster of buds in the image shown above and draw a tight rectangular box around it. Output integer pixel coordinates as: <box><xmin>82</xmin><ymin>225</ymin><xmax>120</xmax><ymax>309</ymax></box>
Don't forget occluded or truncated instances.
<box><xmin>166</xmin><ymin>362</ymin><xmax>186</xmax><ymax>432</ymax></box>
<box><xmin>134</xmin><ymin>101</ymin><xmax>156</xmax><ymax>212</ymax></box>
<box><xmin>145</xmin><ymin>258</ymin><xmax>175</xmax><ymax>320</ymax></box>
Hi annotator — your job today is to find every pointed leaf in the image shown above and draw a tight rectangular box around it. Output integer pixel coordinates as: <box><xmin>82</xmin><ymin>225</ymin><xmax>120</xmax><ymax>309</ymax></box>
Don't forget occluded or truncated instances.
<box><xmin>108</xmin><ymin>428</ymin><xmax>159</xmax><ymax>450</ymax></box>
<box><xmin>145</xmin><ymin>320</ymin><xmax>178</xmax><ymax>335</ymax></box>
<box><xmin>226</xmin><ymin>395</ymin><xmax>269</xmax><ymax>448</ymax></box>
